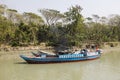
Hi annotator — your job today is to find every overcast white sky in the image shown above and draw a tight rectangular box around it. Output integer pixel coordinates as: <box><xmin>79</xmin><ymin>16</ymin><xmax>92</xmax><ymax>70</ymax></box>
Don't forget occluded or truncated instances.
<box><xmin>0</xmin><ymin>0</ymin><xmax>120</xmax><ymax>17</ymax></box>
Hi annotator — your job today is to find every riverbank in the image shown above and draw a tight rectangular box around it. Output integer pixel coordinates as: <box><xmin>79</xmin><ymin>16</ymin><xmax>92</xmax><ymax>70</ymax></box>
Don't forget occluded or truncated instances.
<box><xmin>102</xmin><ymin>46</ymin><xmax>120</xmax><ymax>53</ymax></box>
<box><xmin>0</xmin><ymin>45</ymin><xmax>120</xmax><ymax>60</ymax></box>
<box><xmin>0</xmin><ymin>46</ymin><xmax>55</xmax><ymax>60</ymax></box>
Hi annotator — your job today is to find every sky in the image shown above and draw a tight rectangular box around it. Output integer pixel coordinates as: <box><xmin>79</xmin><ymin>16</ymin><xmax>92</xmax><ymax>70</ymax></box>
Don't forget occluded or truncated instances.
<box><xmin>0</xmin><ymin>0</ymin><xmax>120</xmax><ymax>17</ymax></box>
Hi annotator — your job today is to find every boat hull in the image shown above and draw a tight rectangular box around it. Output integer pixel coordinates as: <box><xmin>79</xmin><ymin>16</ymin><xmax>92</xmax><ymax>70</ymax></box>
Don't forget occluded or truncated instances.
<box><xmin>20</xmin><ymin>54</ymin><xmax>101</xmax><ymax>64</ymax></box>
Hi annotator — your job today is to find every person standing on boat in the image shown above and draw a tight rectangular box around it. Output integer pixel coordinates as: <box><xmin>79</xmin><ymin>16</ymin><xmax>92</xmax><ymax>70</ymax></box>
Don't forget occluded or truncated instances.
<box><xmin>96</xmin><ymin>46</ymin><xmax>99</xmax><ymax>51</ymax></box>
<box><xmin>81</xmin><ymin>49</ymin><xmax>87</xmax><ymax>57</ymax></box>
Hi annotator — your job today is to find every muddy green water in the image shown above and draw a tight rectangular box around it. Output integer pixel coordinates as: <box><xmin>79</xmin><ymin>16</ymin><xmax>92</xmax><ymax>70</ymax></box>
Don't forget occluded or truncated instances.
<box><xmin>0</xmin><ymin>52</ymin><xmax>120</xmax><ymax>80</ymax></box>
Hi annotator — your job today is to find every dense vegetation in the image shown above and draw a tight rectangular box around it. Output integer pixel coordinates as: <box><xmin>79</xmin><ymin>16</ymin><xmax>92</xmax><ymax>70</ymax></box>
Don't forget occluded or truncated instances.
<box><xmin>0</xmin><ymin>4</ymin><xmax>120</xmax><ymax>47</ymax></box>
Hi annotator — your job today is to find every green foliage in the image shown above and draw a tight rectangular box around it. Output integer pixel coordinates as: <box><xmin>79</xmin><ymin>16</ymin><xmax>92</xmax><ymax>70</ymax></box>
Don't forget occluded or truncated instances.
<box><xmin>0</xmin><ymin>15</ymin><xmax>16</xmax><ymax>44</ymax></box>
<box><xmin>9</xmin><ymin>40</ymin><xmax>19</xmax><ymax>47</ymax></box>
<box><xmin>0</xmin><ymin>3</ymin><xmax>120</xmax><ymax>47</ymax></box>
<box><xmin>39</xmin><ymin>9</ymin><xmax>64</xmax><ymax>26</ymax></box>
<box><xmin>62</xmin><ymin>5</ymin><xmax>86</xmax><ymax>46</ymax></box>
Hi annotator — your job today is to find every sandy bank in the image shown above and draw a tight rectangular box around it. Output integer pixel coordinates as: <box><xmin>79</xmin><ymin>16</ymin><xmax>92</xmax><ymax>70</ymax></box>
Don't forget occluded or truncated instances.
<box><xmin>102</xmin><ymin>46</ymin><xmax>120</xmax><ymax>53</ymax></box>
<box><xmin>0</xmin><ymin>46</ymin><xmax>120</xmax><ymax>60</ymax></box>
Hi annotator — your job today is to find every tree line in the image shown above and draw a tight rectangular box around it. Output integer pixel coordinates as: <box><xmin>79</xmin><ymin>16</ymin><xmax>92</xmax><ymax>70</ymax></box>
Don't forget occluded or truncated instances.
<box><xmin>0</xmin><ymin>4</ymin><xmax>120</xmax><ymax>47</ymax></box>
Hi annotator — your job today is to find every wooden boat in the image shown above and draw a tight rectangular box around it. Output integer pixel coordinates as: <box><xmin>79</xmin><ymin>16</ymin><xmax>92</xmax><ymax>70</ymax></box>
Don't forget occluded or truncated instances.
<box><xmin>20</xmin><ymin>49</ymin><xmax>102</xmax><ymax>64</ymax></box>
<box><xmin>31</xmin><ymin>51</ymin><xmax>57</xmax><ymax>57</ymax></box>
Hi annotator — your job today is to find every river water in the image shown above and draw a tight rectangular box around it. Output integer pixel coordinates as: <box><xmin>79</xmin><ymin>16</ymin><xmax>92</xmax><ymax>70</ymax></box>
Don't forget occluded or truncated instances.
<box><xmin>0</xmin><ymin>51</ymin><xmax>120</xmax><ymax>80</ymax></box>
